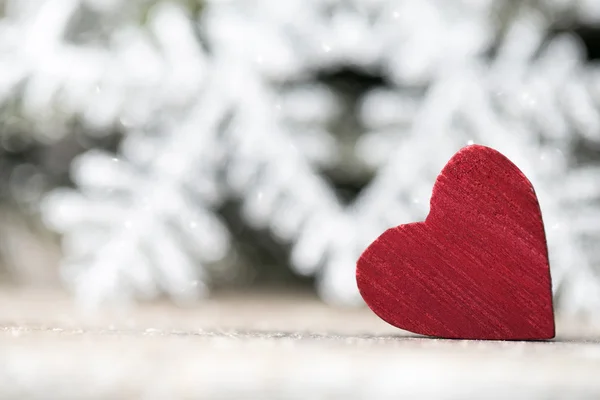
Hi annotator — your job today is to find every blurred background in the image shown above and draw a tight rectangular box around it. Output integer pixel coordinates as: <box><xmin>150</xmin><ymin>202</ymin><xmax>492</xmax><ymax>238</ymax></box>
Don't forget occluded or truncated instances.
<box><xmin>2</xmin><ymin>0</ymin><xmax>600</xmax><ymax>318</ymax></box>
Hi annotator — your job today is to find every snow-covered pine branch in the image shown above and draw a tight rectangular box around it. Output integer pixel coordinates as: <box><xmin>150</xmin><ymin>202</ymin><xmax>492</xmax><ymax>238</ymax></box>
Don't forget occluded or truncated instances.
<box><xmin>8</xmin><ymin>0</ymin><xmax>600</xmax><ymax>316</ymax></box>
<box><xmin>0</xmin><ymin>0</ymin><xmax>205</xmax><ymax>141</ymax></box>
<box><xmin>40</xmin><ymin>79</ymin><xmax>232</xmax><ymax>306</ymax></box>
<box><xmin>206</xmin><ymin>0</ymin><xmax>600</xmax><ymax>313</ymax></box>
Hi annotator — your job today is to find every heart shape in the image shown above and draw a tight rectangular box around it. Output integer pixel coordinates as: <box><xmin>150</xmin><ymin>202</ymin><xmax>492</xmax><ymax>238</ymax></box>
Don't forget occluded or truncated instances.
<box><xmin>356</xmin><ymin>145</ymin><xmax>555</xmax><ymax>340</ymax></box>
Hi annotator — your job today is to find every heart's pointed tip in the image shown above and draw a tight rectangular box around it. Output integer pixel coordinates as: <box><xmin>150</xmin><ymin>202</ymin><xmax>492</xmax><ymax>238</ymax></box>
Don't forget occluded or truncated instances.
<box><xmin>540</xmin><ymin>323</ymin><xmax>556</xmax><ymax>340</ymax></box>
<box><xmin>514</xmin><ymin>330</ymin><xmax>556</xmax><ymax>341</ymax></box>
<box><xmin>513</xmin><ymin>326</ymin><xmax>555</xmax><ymax>341</ymax></box>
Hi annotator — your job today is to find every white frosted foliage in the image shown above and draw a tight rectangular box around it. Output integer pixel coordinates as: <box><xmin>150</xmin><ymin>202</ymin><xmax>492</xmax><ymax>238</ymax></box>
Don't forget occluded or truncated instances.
<box><xmin>6</xmin><ymin>0</ymin><xmax>600</xmax><ymax>316</ymax></box>
<box><xmin>207</xmin><ymin>1</ymin><xmax>600</xmax><ymax>315</ymax></box>
<box><xmin>41</xmin><ymin>82</ymin><xmax>232</xmax><ymax>305</ymax></box>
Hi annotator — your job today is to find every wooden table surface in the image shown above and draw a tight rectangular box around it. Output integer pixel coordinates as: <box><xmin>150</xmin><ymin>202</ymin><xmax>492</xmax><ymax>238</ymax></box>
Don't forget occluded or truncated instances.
<box><xmin>1</xmin><ymin>288</ymin><xmax>600</xmax><ymax>399</ymax></box>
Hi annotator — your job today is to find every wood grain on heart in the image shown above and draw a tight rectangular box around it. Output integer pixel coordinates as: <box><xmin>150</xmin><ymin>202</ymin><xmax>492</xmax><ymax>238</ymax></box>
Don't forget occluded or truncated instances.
<box><xmin>356</xmin><ymin>144</ymin><xmax>555</xmax><ymax>340</ymax></box>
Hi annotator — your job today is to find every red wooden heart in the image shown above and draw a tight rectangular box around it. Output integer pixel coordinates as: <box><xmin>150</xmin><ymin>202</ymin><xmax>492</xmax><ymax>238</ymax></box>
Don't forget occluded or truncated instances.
<box><xmin>356</xmin><ymin>145</ymin><xmax>555</xmax><ymax>340</ymax></box>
